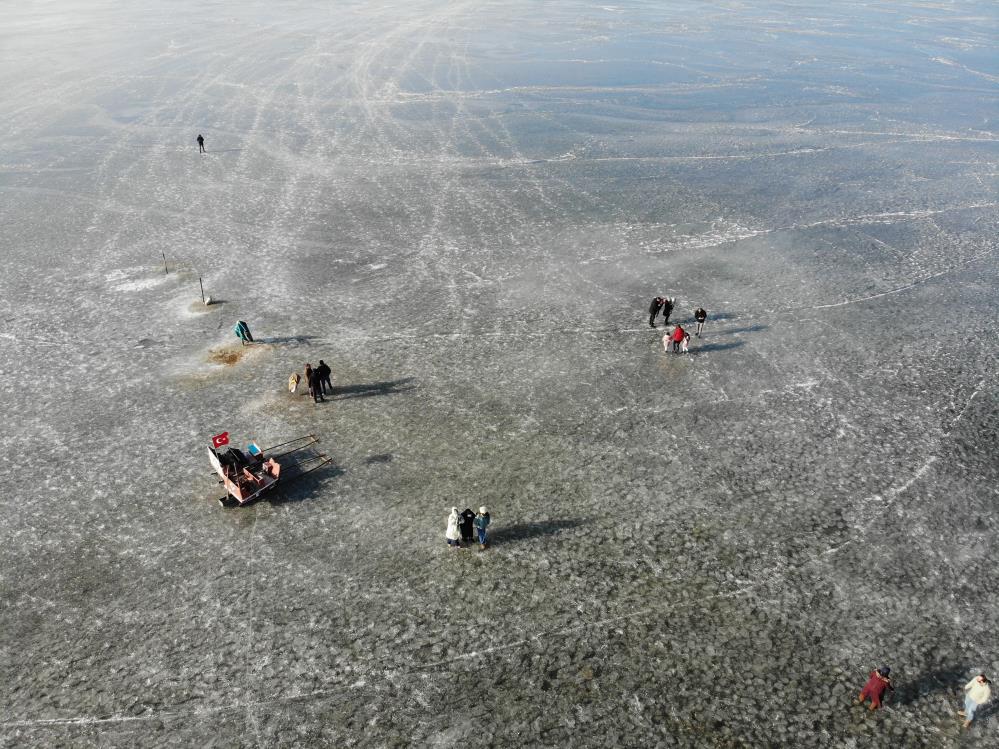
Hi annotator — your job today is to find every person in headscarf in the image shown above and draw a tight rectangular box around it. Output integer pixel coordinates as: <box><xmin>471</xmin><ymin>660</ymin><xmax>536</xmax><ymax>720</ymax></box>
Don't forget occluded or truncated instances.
<box><xmin>445</xmin><ymin>507</ymin><xmax>462</xmax><ymax>549</ymax></box>
<box><xmin>458</xmin><ymin>508</ymin><xmax>476</xmax><ymax>545</ymax></box>
<box><xmin>474</xmin><ymin>506</ymin><xmax>491</xmax><ymax>550</ymax></box>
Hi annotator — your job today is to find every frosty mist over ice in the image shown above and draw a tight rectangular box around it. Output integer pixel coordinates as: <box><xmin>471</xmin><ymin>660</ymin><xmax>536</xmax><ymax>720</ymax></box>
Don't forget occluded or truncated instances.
<box><xmin>1</xmin><ymin>0</ymin><xmax>998</xmax><ymax>745</ymax></box>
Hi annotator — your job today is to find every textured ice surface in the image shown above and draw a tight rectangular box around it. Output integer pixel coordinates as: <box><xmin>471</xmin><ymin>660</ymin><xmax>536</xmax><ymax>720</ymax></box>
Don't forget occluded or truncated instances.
<box><xmin>1</xmin><ymin>0</ymin><xmax>998</xmax><ymax>746</ymax></box>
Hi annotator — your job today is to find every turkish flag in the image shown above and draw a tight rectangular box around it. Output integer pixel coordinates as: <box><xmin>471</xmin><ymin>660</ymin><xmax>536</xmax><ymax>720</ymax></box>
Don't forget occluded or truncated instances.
<box><xmin>211</xmin><ymin>432</ymin><xmax>230</xmax><ymax>449</ymax></box>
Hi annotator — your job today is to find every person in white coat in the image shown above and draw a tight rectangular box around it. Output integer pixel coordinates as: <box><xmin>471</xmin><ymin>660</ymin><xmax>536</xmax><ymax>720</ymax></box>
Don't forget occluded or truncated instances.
<box><xmin>960</xmin><ymin>673</ymin><xmax>991</xmax><ymax>728</ymax></box>
<box><xmin>445</xmin><ymin>507</ymin><xmax>462</xmax><ymax>549</ymax></box>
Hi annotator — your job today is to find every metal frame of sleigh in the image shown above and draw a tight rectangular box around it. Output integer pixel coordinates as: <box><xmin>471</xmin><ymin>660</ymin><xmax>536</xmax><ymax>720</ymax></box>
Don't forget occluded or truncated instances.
<box><xmin>207</xmin><ymin>432</ymin><xmax>333</xmax><ymax>507</ymax></box>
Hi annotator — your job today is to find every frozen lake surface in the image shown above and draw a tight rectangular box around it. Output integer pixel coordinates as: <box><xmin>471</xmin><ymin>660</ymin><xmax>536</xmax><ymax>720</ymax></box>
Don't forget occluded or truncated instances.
<box><xmin>2</xmin><ymin>0</ymin><xmax>998</xmax><ymax>745</ymax></box>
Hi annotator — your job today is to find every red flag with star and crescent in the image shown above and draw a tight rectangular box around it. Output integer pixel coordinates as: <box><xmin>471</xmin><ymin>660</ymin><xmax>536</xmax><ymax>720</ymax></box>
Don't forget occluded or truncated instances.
<box><xmin>211</xmin><ymin>432</ymin><xmax>230</xmax><ymax>449</ymax></box>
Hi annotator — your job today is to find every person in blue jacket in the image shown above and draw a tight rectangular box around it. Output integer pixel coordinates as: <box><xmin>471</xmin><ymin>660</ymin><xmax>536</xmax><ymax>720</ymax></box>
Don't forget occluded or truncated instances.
<box><xmin>474</xmin><ymin>506</ymin><xmax>491</xmax><ymax>550</ymax></box>
<box><xmin>233</xmin><ymin>320</ymin><xmax>253</xmax><ymax>345</ymax></box>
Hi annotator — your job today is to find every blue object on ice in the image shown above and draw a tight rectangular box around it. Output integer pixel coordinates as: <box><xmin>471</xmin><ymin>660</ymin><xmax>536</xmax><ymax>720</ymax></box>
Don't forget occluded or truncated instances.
<box><xmin>247</xmin><ymin>442</ymin><xmax>261</xmax><ymax>456</ymax></box>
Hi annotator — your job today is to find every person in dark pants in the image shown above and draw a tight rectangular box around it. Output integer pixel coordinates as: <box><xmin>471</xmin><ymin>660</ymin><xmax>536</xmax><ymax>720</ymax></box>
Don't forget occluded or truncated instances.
<box><xmin>648</xmin><ymin>297</ymin><xmax>664</xmax><ymax>327</ymax></box>
<box><xmin>694</xmin><ymin>307</ymin><xmax>707</xmax><ymax>336</ymax></box>
<box><xmin>661</xmin><ymin>297</ymin><xmax>674</xmax><ymax>325</ymax></box>
<box><xmin>316</xmin><ymin>360</ymin><xmax>333</xmax><ymax>396</ymax></box>
<box><xmin>671</xmin><ymin>324</ymin><xmax>685</xmax><ymax>353</ymax></box>
<box><xmin>197</xmin><ymin>134</ymin><xmax>205</xmax><ymax>153</ymax></box>
<box><xmin>308</xmin><ymin>365</ymin><xmax>325</xmax><ymax>403</ymax></box>
<box><xmin>458</xmin><ymin>508</ymin><xmax>476</xmax><ymax>545</ymax></box>
<box><xmin>304</xmin><ymin>363</ymin><xmax>315</xmax><ymax>399</ymax></box>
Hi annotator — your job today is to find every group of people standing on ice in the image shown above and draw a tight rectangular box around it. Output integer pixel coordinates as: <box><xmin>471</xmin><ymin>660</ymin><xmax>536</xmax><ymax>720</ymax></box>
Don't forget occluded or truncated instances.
<box><xmin>289</xmin><ymin>361</ymin><xmax>334</xmax><ymax>403</ymax></box>
<box><xmin>445</xmin><ymin>506</ymin><xmax>491</xmax><ymax>550</ymax></box>
<box><xmin>649</xmin><ymin>296</ymin><xmax>707</xmax><ymax>355</ymax></box>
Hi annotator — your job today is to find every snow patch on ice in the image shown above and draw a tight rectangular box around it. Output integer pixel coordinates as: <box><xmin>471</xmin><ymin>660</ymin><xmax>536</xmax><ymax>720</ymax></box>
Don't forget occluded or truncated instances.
<box><xmin>105</xmin><ymin>268</ymin><xmax>169</xmax><ymax>293</ymax></box>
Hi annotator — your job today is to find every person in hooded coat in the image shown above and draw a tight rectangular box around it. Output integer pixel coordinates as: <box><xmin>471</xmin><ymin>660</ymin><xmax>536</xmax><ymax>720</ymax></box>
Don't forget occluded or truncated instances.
<box><xmin>458</xmin><ymin>508</ymin><xmax>476</xmax><ymax>544</ymax></box>
<box><xmin>445</xmin><ymin>507</ymin><xmax>462</xmax><ymax>548</ymax></box>
<box><xmin>233</xmin><ymin>320</ymin><xmax>253</xmax><ymax>345</ymax></box>
<box><xmin>474</xmin><ymin>506</ymin><xmax>491</xmax><ymax>549</ymax></box>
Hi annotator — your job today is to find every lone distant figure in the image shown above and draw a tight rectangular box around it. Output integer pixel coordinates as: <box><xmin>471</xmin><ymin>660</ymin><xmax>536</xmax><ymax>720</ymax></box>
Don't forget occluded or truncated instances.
<box><xmin>856</xmin><ymin>666</ymin><xmax>893</xmax><ymax>711</ymax></box>
<box><xmin>694</xmin><ymin>307</ymin><xmax>707</xmax><ymax>337</ymax></box>
<box><xmin>960</xmin><ymin>673</ymin><xmax>991</xmax><ymax>729</ymax></box>
<box><xmin>648</xmin><ymin>296</ymin><xmax>664</xmax><ymax>327</ymax></box>
<box><xmin>233</xmin><ymin>320</ymin><xmax>253</xmax><ymax>345</ymax></box>
<box><xmin>197</xmin><ymin>134</ymin><xmax>205</xmax><ymax>153</ymax></box>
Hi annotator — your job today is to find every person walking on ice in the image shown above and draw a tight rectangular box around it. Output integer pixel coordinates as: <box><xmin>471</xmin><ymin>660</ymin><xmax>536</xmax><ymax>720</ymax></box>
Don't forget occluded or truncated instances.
<box><xmin>197</xmin><ymin>134</ymin><xmax>205</xmax><ymax>153</ymax></box>
<box><xmin>681</xmin><ymin>331</ymin><xmax>691</xmax><ymax>354</ymax></box>
<box><xmin>445</xmin><ymin>507</ymin><xmax>462</xmax><ymax>549</ymax></box>
<box><xmin>855</xmin><ymin>666</ymin><xmax>893</xmax><ymax>710</ymax></box>
<box><xmin>662</xmin><ymin>327</ymin><xmax>673</xmax><ymax>353</ymax></box>
<box><xmin>960</xmin><ymin>673</ymin><xmax>991</xmax><ymax>729</ymax></box>
<box><xmin>316</xmin><ymin>360</ymin><xmax>333</xmax><ymax>396</ymax></box>
<box><xmin>671</xmin><ymin>323</ymin><xmax>686</xmax><ymax>353</ymax></box>
<box><xmin>648</xmin><ymin>296</ymin><xmax>663</xmax><ymax>328</ymax></box>
<box><xmin>694</xmin><ymin>307</ymin><xmax>707</xmax><ymax>336</ymax></box>
<box><xmin>474</xmin><ymin>506</ymin><xmax>490</xmax><ymax>550</ymax></box>
<box><xmin>308</xmin><ymin>364</ymin><xmax>325</xmax><ymax>403</ymax></box>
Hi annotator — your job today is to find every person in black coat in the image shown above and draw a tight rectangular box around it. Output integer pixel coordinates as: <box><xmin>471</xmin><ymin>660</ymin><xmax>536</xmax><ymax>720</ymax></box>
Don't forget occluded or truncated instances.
<box><xmin>316</xmin><ymin>360</ymin><xmax>333</xmax><ymax>396</ymax></box>
<box><xmin>308</xmin><ymin>366</ymin><xmax>325</xmax><ymax>403</ymax></box>
<box><xmin>648</xmin><ymin>297</ymin><xmax>664</xmax><ymax>327</ymax></box>
<box><xmin>197</xmin><ymin>134</ymin><xmax>205</xmax><ymax>153</ymax></box>
<box><xmin>694</xmin><ymin>307</ymin><xmax>707</xmax><ymax>336</ymax></box>
<box><xmin>661</xmin><ymin>297</ymin><xmax>674</xmax><ymax>325</ymax></box>
<box><xmin>458</xmin><ymin>508</ymin><xmax>476</xmax><ymax>544</ymax></box>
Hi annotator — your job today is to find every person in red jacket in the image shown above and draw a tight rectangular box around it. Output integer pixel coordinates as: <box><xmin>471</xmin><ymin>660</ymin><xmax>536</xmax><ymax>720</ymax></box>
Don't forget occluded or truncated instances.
<box><xmin>671</xmin><ymin>324</ymin><xmax>685</xmax><ymax>353</ymax></box>
<box><xmin>856</xmin><ymin>666</ymin><xmax>894</xmax><ymax>710</ymax></box>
